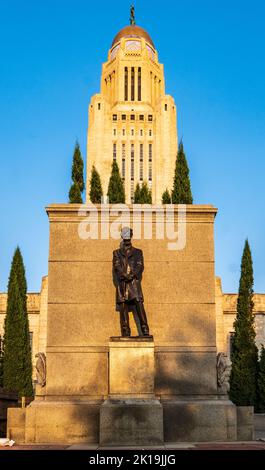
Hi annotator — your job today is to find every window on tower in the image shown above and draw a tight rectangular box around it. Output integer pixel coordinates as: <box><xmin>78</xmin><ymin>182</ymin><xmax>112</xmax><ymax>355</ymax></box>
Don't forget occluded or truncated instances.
<box><xmin>122</xmin><ymin>144</ymin><xmax>126</xmax><ymax>179</ymax></box>
<box><xmin>131</xmin><ymin>144</ymin><xmax>135</xmax><ymax>180</ymax></box>
<box><xmin>139</xmin><ymin>115</ymin><xmax>144</xmax><ymax>121</ymax></box>
<box><xmin>148</xmin><ymin>143</ymin><xmax>152</xmax><ymax>181</ymax></box>
<box><xmin>138</xmin><ymin>67</ymin><xmax>141</xmax><ymax>101</ymax></box>
<box><xmin>131</xmin><ymin>67</ymin><xmax>135</xmax><ymax>101</ymax></box>
<box><xmin>130</xmin><ymin>115</ymin><xmax>135</xmax><ymax>121</ymax></box>
<box><xmin>122</xmin><ymin>114</ymin><xmax>126</xmax><ymax>121</ymax></box>
<box><xmin>148</xmin><ymin>115</ymin><xmax>153</xmax><ymax>122</ymax></box>
<box><xmin>131</xmin><ymin>181</ymin><xmax>134</xmax><ymax>203</ymax></box>
<box><xmin>113</xmin><ymin>143</ymin><xmax>117</xmax><ymax>161</ymax></box>
<box><xmin>113</xmin><ymin>114</ymin><xmax>117</xmax><ymax>121</ymax></box>
<box><xmin>140</xmin><ymin>144</ymin><xmax>143</xmax><ymax>181</ymax></box>
<box><xmin>124</xmin><ymin>67</ymin><xmax>128</xmax><ymax>101</ymax></box>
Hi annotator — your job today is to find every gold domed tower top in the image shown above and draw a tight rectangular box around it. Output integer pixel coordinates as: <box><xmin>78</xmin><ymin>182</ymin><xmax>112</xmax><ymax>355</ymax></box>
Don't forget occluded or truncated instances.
<box><xmin>112</xmin><ymin>7</ymin><xmax>154</xmax><ymax>48</ymax></box>
<box><xmin>86</xmin><ymin>6</ymin><xmax>178</xmax><ymax>204</ymax></box>
<box><xmin>112</xmin><ymin>25</ymin><xmax>155</xmax><ymax>49</ymax></box>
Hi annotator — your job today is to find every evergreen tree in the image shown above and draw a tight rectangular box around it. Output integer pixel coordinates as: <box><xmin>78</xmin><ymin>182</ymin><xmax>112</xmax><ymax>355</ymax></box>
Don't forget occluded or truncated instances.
<box><xmin>172</xmin><ymin>141</ymin><xmax>193</xmax><ymax>204</ymax></box>
<box><xmin>107</xmin><ymin>161</ymin><xmax>125</xmax><ymax>203</ymax></box>
<box><xmin>139</xmin><ymin>182</ymin><xmax>152</xmax><ymax>204</ymax></box>
<box><xmin>72</xmin><ymin>142</ymin><xmax>84</xmax><ymax>192</ymax></box>
<box><xmin>134</xmin><ymin>182</ymin><xmax>152</xmax><ymax>204</ymax></box>
<box><xmin>257</xmin><ymin>345</ymin><xmax>265</xmax><ymax>412</ymax></box>
<box><xmin>134</xmin><ymin>183</ymin><xmax>141</xmax><ymax>203</ymax></box>
<box><xmin>229</xmin><ymin>240</ymin><xmax>258</xmax><ymax>406</ymax></box>
<box><xmin>89</xmin><ymin>166</ymin><xmax>103</xmax><ymax>203</ymax></box>
<box><xmin>69</xmin><ymin>182</ymin><xmax>82</xmax><ymax>203</ymax></box>
<box><xmin>162</xmin><ymin>188</ymin><xmax>171</xmax><ymax>204</ymax></box>
<box><xmin>69</xmin><ymin>142</ymin><xmax>84</xmax><ymax>203</ymax></box>
<box><xmin>3</xmin><ymin>248</ymin><xmax>33</xmax><ymax>396</ymax></box>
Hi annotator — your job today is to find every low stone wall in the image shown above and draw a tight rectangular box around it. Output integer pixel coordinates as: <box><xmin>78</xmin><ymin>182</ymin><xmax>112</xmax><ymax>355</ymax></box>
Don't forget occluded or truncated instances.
<box><xmin>254</xmin><ymin>414</ymin><xmax>265</xmax><ymax>439</ymax></box>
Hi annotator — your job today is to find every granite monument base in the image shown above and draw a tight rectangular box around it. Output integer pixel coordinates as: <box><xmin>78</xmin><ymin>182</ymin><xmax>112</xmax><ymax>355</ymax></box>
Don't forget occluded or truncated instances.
<box><xmin>163</xmin><ymin>399</ymin><xmax>237</xmax><ymax>441</ymax></box>
<box><xmin>100</xmin><ymin>399</ymin><xmax>163</xmax><ymax>446</ymax></box>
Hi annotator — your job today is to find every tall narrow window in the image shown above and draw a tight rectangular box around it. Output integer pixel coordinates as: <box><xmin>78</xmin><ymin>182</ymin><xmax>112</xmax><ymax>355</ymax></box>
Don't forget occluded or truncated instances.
<box><xmin>122</xmin><ymin>144</ymin><xmax>126</xmax><ymax>179</ymax></box>
<box><xmin>131</xmin><ymin>181</ymin><xmax>135</xmax><ymax>203</ymax></box>
<box><xmin>138</xmin><ymin>67</ymin><xmax>141</xmax><ymax>101</ymax></box>
<box><xmin>148</xmin><ymin>143</ymin><xmax>152</xmax><ymax>181</ymax></box>
<box><xmin>131</xmin><ymin>144</ymin><xmax>134</xmax><ymax>180</ymax></box>
<box><xmin>140</xmin><ymin>143</ymin><xmax>144</xmax><ymax>181</ymax></box>
<box><xmin>113</xmin><ymin>143</ymin><xmax>117</xmax><ymax>161</ymax></box>
<box><xmin>124</xmin><ymin>67</ymin><xmax>128</xmax><ymax>101</ymax></box>
<box><xmin>131</xmin><ymin>67</ymin><xmax>135</xmax><ymax>101</ymax></box>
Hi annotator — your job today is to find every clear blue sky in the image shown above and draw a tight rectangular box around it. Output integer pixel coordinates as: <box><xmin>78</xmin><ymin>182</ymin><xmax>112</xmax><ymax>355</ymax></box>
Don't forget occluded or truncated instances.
<box><xmin>0</xmin><ymin>0</ymin><xmax>264</xmax><ymax>293</ymax></box>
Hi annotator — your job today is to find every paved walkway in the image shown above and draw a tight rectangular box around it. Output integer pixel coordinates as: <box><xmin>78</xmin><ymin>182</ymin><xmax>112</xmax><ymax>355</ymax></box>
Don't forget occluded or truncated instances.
<box><xmin>1</xmin><ymin>441</ymin><xmax>265</xmax><ymax>450</ymax></box>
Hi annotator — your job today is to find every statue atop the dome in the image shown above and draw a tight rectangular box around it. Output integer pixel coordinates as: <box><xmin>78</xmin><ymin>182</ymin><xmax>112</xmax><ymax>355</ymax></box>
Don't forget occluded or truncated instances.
<box><xmin>130</xmin><ymin>5</ymin><xmax>136</xmax><ymax>26</ymax></box>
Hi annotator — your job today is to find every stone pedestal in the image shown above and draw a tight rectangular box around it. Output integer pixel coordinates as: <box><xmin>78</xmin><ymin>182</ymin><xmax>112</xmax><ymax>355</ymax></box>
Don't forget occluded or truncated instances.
<box><xmin>109</xmin><ymin>336</ymin><xmax>155</xmax><ymax>398</ymax></box>
<box><xmin>100</xmin><ymin>336</ymin><xmax>164</xmax><ymax>446</ymax></box>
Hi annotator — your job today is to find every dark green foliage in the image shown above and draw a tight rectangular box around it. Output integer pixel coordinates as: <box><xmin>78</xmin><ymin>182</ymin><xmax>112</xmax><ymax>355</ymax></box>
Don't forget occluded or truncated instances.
<box><xmin>69</xmin><ymin>142</ymin><xmax>84</xmax><ymax>203</ymax></box>
<box><xmin>3</xmin><ymin>248</ymin><xmax>33</xmax><ymax>397</ymax></box>
<box><xmin>72</xmin><ymin>142</ymin><xmax>84</xmax><ymax>192</ymax></box>
<box><xmin>172</xmin><ymin>141</ymin><xmax>193</xmax><ymax>204</ymax></box>
<box><xmin>69</xmin><ymin>183</ymin><xmax>82</xmax><ymax>203</ymax></box>
<box><xmin>162</xmin><ymin>188</ymin><xmax>171</xmax><ymax>204</ymax></box>
<box><xmin>229</xmin><ymin>240</ymin><xmax>258</xmax><ymax>406</ymax></box>
<box><xmin>89</xmin><ymin>166</ymin><xmax>103</xmax><ymax>203</ymax></box>
<box><xmin>134</xmin><ymin>183</ymin><xmax>141</xmax><ymax>203</ymax></box>
<box><xmin>139</xmin><ymin>182</ymin><xmax>152</xmax><ymax>204</ymax></box>
<box><xmin>134</xmin><ymin>182</ymin><xmax>152</xmax><ymax>204</ymax></box>
<box><xmin>107</xmin><ymin>161</ymin><xmax>125</xmax><ymax>204</ymax></box>
<box><xmin>257</xmin><ymin>346</ymin><xmax>265</xmax><ymax>412</ymax></box>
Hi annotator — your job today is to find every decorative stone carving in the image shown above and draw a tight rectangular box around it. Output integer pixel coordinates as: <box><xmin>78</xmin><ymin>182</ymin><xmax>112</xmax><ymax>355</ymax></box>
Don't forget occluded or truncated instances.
<box><xmin>217</xmin><ymin>352</ymin><xmax>232</xmax><ymax>393</ymax></box>
<box><xmin>35</xmin><ymin>352</ymin><xmax>46</xmax><ymax>387</ymax></box>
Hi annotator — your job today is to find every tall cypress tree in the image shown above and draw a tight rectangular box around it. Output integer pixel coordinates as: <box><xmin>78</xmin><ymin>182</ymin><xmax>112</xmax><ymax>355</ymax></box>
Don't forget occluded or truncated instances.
<box><xmin>3</xmin><ymin>248</ymin><xmax>33</xmax><ymax>397</ymax></box>
<box><xmin>134</xmin><ymin>182</ymin><xmax>152</xmax><ymax>204</ymax></box>
<box><xmin>139</xmin><ymin>182</ymin><xmax>152</xmax><ymax>204</ymax></box>
<box><xmin>69</xmin><ymin>142</ymin><xmax>85</xmax><ymax>203</ymax></box>
<box><xmin>69</xmin><ymin>182</ymin><xmax>82</xmax><ymax>203</ymax></box>
<box><xmin>90</xmin><ymin>165</ymin><xmax>103</xmax><ymax>203</ymax></box>
<box><xmin>107</xmin><ymin>161</ymin><xmax>125</xmax><ymax>203</ymax></box>
<box><xmin>257</xmin><ymin>346</ymin><xmax>265</xmax><ymax>412</ymax></box>
<box><xmin>229</xmin><ymin>240</ymin><xmax>258</xmax><ymax>406</ymax></box>
<box><xmin>162</xmin><ymin>188</ymin><xmax>171</xmax><ymax>204</ymax></box>
<box><xmin>134</xmin><ymin>183</ymin><xmax>141</xmax><ymax>203</ymax></box>
<box><xmin>172</xmin><ymin>141</ymin><xmax>193</xmax><ymax>204</ymax></box>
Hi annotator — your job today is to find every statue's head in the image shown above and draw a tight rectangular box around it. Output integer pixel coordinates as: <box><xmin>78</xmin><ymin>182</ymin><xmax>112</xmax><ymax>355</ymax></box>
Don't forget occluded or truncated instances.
<box><xmin>121</xmin><ymin>227</ymin><xmax>133</xmax><ymax>244</ymax></box>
